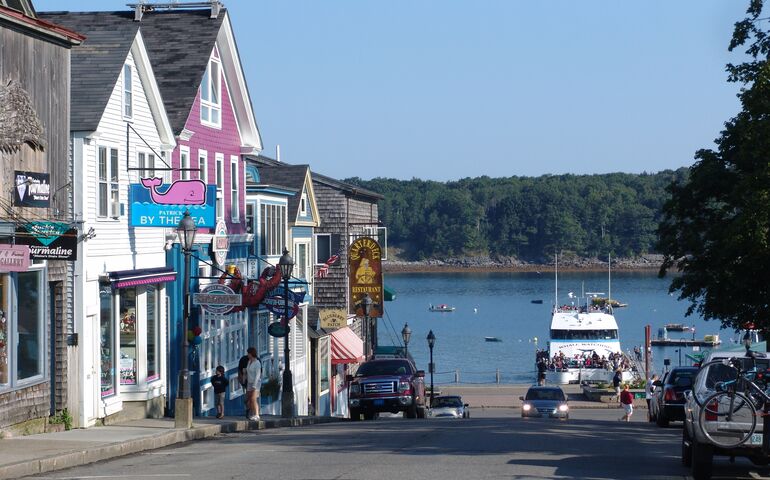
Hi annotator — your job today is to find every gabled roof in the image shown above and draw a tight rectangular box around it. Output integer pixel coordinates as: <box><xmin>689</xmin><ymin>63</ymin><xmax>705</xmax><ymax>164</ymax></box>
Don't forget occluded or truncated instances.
<box><xmin>257</xmin><ymin>165</ymin><xmax>309</xmax><ymax>217</ymax></box>
<box><xmin>137</xmin><ymin>8</ymin><xmax>261</xmax><ymax>150</ymax></box>
<box><xmin>2</xmin><ymin>5</ymin><xmax>84</xmax><ymax>46</ymax></box>
<box><xmin>250</xmin><ymin>154</ymin><xmax>383</xmax><ymax>201</ymax></box>
<box><xmin>37</xmin><ymin>11</ymin><xmax>136</xmax><ymax>132</ymax></box>
<box><xmin>134</xmin><ymin>9</ymin><xmax>223</xmax><ymax>136</ymax></box>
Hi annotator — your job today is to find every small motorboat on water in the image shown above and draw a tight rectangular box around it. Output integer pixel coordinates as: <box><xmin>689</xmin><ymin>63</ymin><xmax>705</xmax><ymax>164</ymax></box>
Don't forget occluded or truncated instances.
<box><xmin>484</xmin><ymin>337</ymin><xmax>502</xmax><ymax>342</ymax></box>
<box><xmin>429</xmin><ymin>304</ymin><xmax>455</xmax><ymax>312</ymax></box>
<box><xmin>531</xmin><ymin>299</ymin><xmax>544</xmax><ymax>304</ymax></box>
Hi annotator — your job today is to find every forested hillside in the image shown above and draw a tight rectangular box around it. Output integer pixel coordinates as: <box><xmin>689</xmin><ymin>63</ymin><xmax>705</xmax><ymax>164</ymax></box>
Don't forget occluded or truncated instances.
<box><xmin>345</xmin><ymin>169</ymin><xmax>688</xmax><ymax>262</ymax></box>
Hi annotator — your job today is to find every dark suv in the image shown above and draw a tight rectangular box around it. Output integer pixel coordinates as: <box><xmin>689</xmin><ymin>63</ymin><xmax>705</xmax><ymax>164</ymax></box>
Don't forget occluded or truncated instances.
<box><xmin>650</xmin><ymin>366</ymin><xmax>698</xmax><ymax>427</ymax></box>
<box><xmin>347</xmin><ymin>358</ymin><xmax>427</xmax><ymax>420</ymax></box>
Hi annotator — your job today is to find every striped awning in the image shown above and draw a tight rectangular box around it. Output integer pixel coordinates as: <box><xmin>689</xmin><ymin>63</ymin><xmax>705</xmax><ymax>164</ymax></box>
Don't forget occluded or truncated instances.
<box><xmin>331</xmin><ymin>326</ymin><xmax>364</xmax><ymax>365</ymax></box>
<box><xmin>109</xmin><ymin>267</ymin><xmax>177</xmax><ymax>289</ymax></box>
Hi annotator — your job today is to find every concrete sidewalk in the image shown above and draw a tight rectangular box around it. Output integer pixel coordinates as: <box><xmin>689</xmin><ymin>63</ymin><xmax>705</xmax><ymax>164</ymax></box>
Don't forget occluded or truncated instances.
<box><xmin>0</xmin><ymin>415</ymin><xmax>342</xmax><ymax>480</ymax></box>
<box><xmin>0</xmin><ymin>385</ymin><xmax>642</xmax><ymax>480</ymax></box>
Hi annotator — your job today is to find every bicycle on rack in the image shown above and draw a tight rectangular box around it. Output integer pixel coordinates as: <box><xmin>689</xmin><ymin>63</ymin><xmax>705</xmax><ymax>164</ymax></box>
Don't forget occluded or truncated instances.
<box><xmin>692</xmin><ymin>350</ymin><xmax>770</xmax><ymax>449</ymax></box>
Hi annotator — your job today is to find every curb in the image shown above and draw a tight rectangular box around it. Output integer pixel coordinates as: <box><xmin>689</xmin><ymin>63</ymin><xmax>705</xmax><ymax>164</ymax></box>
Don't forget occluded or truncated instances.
<box><xmin>0</xmin><ymin>416</ymin><xmax>343</xmax><ymax>480</ymax></box>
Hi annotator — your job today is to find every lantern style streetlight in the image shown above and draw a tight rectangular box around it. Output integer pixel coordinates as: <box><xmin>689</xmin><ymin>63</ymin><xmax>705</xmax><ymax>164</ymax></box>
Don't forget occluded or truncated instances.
<box><xmin>175</xmin><ymin>210</ymin><xmax>196</xmax><ymax>428</ymax></box>
<box><xmin>401</xmin><ymin>323</ymin><xmax>412</xmax><ymax>359</ymax></box>
<box><xmin>427</xmin><ymin>330</ymin><xmax>436</xmax><ymax>407</ymax></box>
<box><xmin>278</xmin><ymin>248</ymin><xmax>295</xmax><ymax>418</ymax></box>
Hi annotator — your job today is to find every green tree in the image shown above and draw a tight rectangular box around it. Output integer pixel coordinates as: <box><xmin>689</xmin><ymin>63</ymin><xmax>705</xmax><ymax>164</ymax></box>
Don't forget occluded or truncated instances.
<box><xmin>658</xmin><ymin>0</ymin><xmax>770</xmax><ymax>334</ymax></box>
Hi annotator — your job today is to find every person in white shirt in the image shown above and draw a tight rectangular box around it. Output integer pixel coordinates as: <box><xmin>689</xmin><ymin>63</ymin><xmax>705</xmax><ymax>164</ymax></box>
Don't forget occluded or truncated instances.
<box><xmin>245</xmin><ymin>347</ymin><xmax>261</xmax><ymax>421</ymax></box>
<box><xmin>646</xmin><ymin>374</ymin><xmax>658</xmax><ymax>422</ymax></box>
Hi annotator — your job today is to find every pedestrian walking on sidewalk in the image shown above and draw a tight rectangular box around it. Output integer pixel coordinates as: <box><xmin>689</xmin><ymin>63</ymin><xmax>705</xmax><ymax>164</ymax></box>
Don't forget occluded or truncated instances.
<box><xmin>211</xmin><ymin>365</ymin><xmax>228</xmax><ymax>419</ymax></box>
<box><xmin>646</xmin><ymin>374</ymin><xmax>658</xmax><ymax>422</ymax></box>
<box><xmin>619</xmin><ymin>384</ymin><xmax>634</xmax><ymax>422</ymax></box>
<box><xmin>245</xmin><ymin>347</ymin><xmax>262</xmax><ymax>421</ymax></box>
<box><xmin>238</xmin><ymin>350</ymin><xmax>250</xmax><ymax>416</ymax></box>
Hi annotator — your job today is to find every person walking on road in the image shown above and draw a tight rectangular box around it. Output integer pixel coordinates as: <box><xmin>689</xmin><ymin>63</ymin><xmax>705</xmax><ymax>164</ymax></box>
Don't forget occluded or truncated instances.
<box><xmin>612</xmin><ymin>369</ymin><xmax>622</xmax><ymax>402</ymax></box>
<box><xmin>619</xmin><ymin>384</ymin><xmax>634</xmax><ymax>422</ymax></box>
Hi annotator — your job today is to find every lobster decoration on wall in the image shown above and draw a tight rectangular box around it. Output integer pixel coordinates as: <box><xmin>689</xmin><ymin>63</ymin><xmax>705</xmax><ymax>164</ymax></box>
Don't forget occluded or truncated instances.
<box><xmin>218</xmin><ymin>265</ymin><xmax>282</xmax><ymax>313</ymax></box>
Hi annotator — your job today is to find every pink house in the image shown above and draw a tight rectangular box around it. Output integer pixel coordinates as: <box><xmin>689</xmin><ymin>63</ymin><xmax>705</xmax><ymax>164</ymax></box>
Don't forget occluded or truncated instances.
<box><xmin>135</xmin><ymin>3</ymin><xmax>262</xmax><ymax>415</ymax></box>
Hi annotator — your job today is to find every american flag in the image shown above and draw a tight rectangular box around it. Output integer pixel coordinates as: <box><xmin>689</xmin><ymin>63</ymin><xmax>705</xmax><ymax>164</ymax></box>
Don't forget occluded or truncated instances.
<box><xmin>316</xmin><ymin>251</ymin><xmax>341</xmax><ymax>278</ymax></box>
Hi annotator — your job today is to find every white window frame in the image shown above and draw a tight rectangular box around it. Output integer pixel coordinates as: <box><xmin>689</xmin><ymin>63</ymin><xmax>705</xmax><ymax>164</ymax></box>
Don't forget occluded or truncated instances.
<box><xmin>314</xmin><ymin>233</ymin><xmax>331</xmax><ymax>264</ymax></box>
<box><xmin>123</xmin><ymin>63</ymin><xmax>133</xmax><ymax>119</ymax></box>
<box><xmin>0</xmin><ymin>267</ymin><xmax>47</xmax><ymax>389</ymax></box>
<box><xmin>259</xmin><ymin>202</ymin><xmax>286</xmax><ymax>256</ymax></box>
<box><xmin>200</xmin><ymin>54</ymin><xmax>222</xmax><ymax>128</ymax></box>
<box><xmin>300</xmin><ymin>192</ymin><xmax>308</xmax><ymax>216</ymax></box>
<box><xmin>137</xmin><ymin>150</ymin><xmax>156</xmax><ymax>180</ymax></box>
<box><xmin>198</xmin><ymin>149</ymin><xmax>208</xmax><ymax>183</ymax></box>
<box><xmin>180</xmin><ymin>146</ymin><xmax>190</xmax><ymax>181</ymax></box>
<box><xmin>98</xmin><ymin>145</ymin><xmax>120</xmax><ymax>219</ymax></box>
<box><xmin>215</xmin><ymin>153</ymin><xmax>224</xmax><ymax>220</ymax></box>
<box><xmin>230</xmin><ymin>156</ymin><xmax>239</xmax><ymax>222</ymax></box>
<box><xmin>363</xmin><ymin>226</ymin><xmax>388</xmax><ymax>261</ymax></box>
<box><xmin>245</xmin><ymin>201</ymin><xmax>256</xmax><ymax>235</ymax></box>
<box><xmin>294</xmin><ymin>241</ymin><xmax>310</xmax><ymax>280</ymax></box>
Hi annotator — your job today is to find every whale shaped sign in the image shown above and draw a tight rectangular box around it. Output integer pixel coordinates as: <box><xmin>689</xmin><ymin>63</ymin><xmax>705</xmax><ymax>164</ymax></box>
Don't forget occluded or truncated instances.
<box><xmin>129</xmin><ymin>178</ymin><xmax>216</xmax><ymax>228</ymax></box>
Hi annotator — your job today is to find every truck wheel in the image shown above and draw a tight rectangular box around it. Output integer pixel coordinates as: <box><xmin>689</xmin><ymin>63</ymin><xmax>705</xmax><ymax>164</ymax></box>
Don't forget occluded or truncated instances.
<box><xmin>363</xmin><ymin>411</ymin><xmax>377</xmax><ymax>421</ymax></box>
<box><xmin>682</xmin><ymin>427</ymin><xmax>692</xmax><ymax>467</ymax></box>
<box><xmin>656</xmin><ymin>411</ymin><xmax>669</xmax><ymax>428</ymax></box>
<box><xmin>691</xmin><ymin>438</ymin><xmax>713</xmax><ymax>480</ymax></box>
<box><xmin>349</xmin><ymin>408</ymin><xmax>362</xmax><ymax>421</ymax></box>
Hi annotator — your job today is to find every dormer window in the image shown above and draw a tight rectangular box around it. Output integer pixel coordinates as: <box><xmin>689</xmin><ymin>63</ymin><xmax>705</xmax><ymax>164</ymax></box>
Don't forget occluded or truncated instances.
<box><xmin>200</xmin><ymin>55</ymin><xmax>221</xmax><ymax>127</ymax></box>
<box><xmin>300</xmin><ymin>192</ymin><xmax>308</xmax><ymax>216</ymax></box>
<box><xmin>123</xmin><ymin>64</ymin><xmax>133</xmax><ymax>118</ymax></box>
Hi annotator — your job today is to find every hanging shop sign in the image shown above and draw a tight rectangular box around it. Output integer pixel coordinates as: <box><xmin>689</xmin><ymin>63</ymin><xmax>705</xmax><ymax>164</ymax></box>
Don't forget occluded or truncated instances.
<box><xmin>349</xmin><ymin>236</ymin><xmax>383</xmax><ymax>318</ymax></box>
<box><xmin>319</xmin><ymin>308</ymin><xmax>347</xmax><ymax>330</ymax></box>
<box><xmin>210</xmin><ymin>220</ymin><xmax>229</xmax><ymax>266</ymax></box>
<box><xmin>129</xmin><ymin>178</ymin><xmax>216</xmax><ymax>228</ymax></box>
<box><xmin>0</xmin><ymin>244</ymin><xmax>29</xmax><ymax>272</ymax></box>
<box><xmin>15</xmin><ymin>221</ymin><xmax>77</xmax><ymax>260</ymax></box>
<box><xmin>263</xmin><ymin>286</ymin><xmax>306</xmax><ymax>320</ymax></box>
<box><xmin>268</xmin><ymin>322</ymin><xmax>288</xmax><ymax>338</ymax></box>
<box><xmin>14</xmin><ymin>171</ymin><xmax>50</xmax><ymax>208</ymax></box>
<box><xmin>193</xmin><ymin>283</ymin><xmax>242</xmax><ymax>315</ymax></box>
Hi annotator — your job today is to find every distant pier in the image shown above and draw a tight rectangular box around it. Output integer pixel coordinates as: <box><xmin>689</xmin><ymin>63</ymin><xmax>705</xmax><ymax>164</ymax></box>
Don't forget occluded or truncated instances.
<box><xmin>650</xmin><ymin>338</ymin><xmax>721</xmax><ymax>347</ymax></box>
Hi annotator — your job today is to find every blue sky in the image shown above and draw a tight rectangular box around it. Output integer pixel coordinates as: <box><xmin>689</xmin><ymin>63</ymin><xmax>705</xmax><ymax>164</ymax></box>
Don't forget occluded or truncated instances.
<box><xmin>35</xmin><ymin>1</ymin><xmax>748</xmax><ymax>181</ymax></box>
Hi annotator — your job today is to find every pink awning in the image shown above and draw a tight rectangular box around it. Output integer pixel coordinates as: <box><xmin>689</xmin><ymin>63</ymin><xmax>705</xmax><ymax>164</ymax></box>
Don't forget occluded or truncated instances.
<box><xmin>331</xmin><ymin>327</ymin><xmax>364</xmax><ymax>365</ymax></box>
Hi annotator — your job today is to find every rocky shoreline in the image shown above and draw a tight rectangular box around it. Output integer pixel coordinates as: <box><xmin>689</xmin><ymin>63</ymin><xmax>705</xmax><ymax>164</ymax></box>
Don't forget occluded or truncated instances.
<box><xmin>382</xmin><ymin>254</ymin><xmax>665</xmax><ymax>273</ymax></box>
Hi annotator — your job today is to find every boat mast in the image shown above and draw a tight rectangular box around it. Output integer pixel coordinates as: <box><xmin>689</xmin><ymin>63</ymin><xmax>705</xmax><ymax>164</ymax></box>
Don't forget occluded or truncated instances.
<box><xmin>554</xmin><ymin>252</ymin><xmax>558</xmax><ymax>309</ymax></box>
<box><xmin>608</xmin><ymin>253</ymin><xmax>612</xmax><ymax>304</ymax></box>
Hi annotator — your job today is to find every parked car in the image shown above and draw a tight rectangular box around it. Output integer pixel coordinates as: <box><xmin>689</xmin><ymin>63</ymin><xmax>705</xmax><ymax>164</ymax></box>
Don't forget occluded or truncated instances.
<box><xmin>429</xmin><ymin>395</ymin><xmax>469</xmax><ymax>418</ymax></box>
<box><xmin>520</xmin><ymin>386</ymin><xmax>569</xmax><ymax>419</ymax></box>
<box><xmin>347</xmin><ymin>358</ymin><xmax>427</xmax><ymax>420</ymax></box>
<box><xmin>650</xmin><ymin>366</ymin><xmax>698</xmax><ymax>427</ymax></box>
<box><xmin>683</xmin><ymin>350</ymin><xmax>770</xmax><ymax>480</ymax></box>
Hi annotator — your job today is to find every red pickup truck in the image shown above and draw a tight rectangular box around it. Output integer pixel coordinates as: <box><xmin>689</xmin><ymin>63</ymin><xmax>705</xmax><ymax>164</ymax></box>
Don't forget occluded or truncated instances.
<box><xmin>347</xmin><ymin>358</ymin><xmax>427</xmax><ymax>420</ymax></box>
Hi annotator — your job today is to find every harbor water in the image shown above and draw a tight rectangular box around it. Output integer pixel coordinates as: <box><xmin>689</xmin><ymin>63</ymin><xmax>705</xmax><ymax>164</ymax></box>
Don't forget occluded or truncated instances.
<box><xmin>377</xmin><ymin>270</ymin><xmax>737</xmax><ymax>385</ymax></box>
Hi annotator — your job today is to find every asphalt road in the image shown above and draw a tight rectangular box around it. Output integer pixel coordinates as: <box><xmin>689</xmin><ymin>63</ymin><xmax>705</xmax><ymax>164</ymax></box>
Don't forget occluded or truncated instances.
<box><xmin>27</xmin><ymin>409</ymin><xmax>770</xmax><ymax>480</ymax></box>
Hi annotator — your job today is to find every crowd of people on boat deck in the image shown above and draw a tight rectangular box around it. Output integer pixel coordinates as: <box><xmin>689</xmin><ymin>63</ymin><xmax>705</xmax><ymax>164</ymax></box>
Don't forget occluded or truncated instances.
<box><xmin>535</xmin><ymin>349</ymin><xmax>631</xmax><ymax>371</ymax></box>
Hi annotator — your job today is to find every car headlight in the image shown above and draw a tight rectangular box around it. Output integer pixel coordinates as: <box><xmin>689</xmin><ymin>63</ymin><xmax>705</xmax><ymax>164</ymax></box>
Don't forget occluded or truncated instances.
<box><xmin>522</xmin><ymin>404</ymin><xmax>532</xmax><ymax>411</ymax></box>
<box><xmin>350</xmin><ymin>384</ymin><xmax>360</xmax><ymax>395</ymax></box>
<box><xmin>398</xmin><ymin>381</ymin><xmax>410</xmax><ymax>393</ymax></box>
<box><xmin>558</xmin><ymin>404</ymin><xmax>569</xmax><ymax>412</ymax></box>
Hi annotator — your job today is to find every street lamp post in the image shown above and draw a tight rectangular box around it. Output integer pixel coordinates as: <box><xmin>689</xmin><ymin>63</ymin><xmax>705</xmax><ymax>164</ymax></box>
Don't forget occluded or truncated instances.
<box><xmin>175</xmin><ymin>210</ymin><xmax>196</xmax><ymax>428</ymax></box>
<box><xmin>279</xmin><ymin>248</ymin><xmax>295</xmax><ymax>419</ymax></box>
<box><xmin>427</xmin><ymin>330</ymin><xmax>435</xmax><ymax>407</ymax></box>
<box><xmin>401</xmin><ymin>323</ymin><xmax>412</xmax><ymax>359</ymax></box>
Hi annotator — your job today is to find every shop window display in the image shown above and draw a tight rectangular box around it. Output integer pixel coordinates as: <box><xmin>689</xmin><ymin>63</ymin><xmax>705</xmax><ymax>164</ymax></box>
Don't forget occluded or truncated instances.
<box><xmin>146</xmin><ymin>286</ymin><xmax>158</xmax><ymax>381</ymax></box>
<box><xmin>119</xmin><ymin>288</ymin><xmax>137</xmax><ymax>385</ymax></box>
<box><xmin>100</xmin><ymin>283</ymin><xmax>115</xmax><ymax>397</ymax></box>
<box><xmin>17</xmin><ymin>271</ymin><xmax>42</xmax><ymax>380</ymax></box>
<box><xmin>0</xmin><ymin>275</ymin><xmax>7</xmax><ymax>386</ymax></box>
